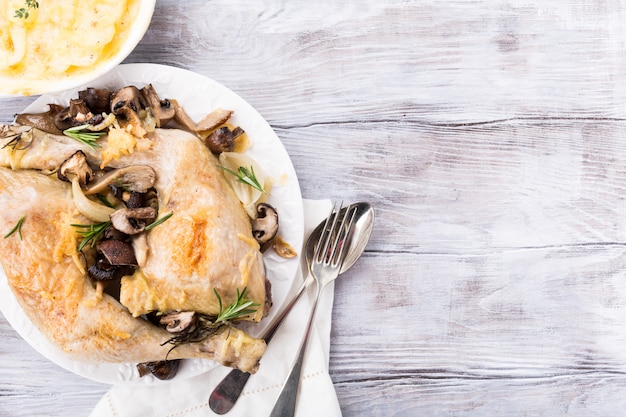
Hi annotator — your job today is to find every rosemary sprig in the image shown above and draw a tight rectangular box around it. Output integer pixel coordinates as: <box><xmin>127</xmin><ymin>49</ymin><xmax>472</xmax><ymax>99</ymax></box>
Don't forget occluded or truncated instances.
<box><xmin>1</xmin><ymin>131</ymin><xmax>33</xmax><ymax>151</ymax></box>
<box><xmin>218</xmin><ymin>165</ymin><xmax>264</xmax><ymax>193</ymax></box>
<box><xmin>144</xmin><ymin>212</ymin><xmax>174</xmax><ymax>231</ymax></box>
<box><xmin>96</xmin><ymin>194</ymin><xmax>115</xmax><ymax>208</ymax></box>
<box><xmin>14</xmin><ymin>0</ymin><xmax>39</xmax><ymax>19</ymax></box>
<box><xmin>4</xmin><ymin>216</ymin><xmax>25</xmax><ymax>240</ymax></box>
<box><xmin>71</xmin><ymin>221</ymin><xmax>111</xmax><ymax>252</ymax></box>
<box><xmin>63</xmin><ymin>124</ymin><xmax>105</xmax><ymax>151</ymax></box>
<box><xmin>214</xmin><ymin>287</ymin><xmax>260</xmax><ymax>323</ymax></box>
<box><xmin>161</xmin><ymin>287</ymin><xmax>260</xmax><ymax>351</ymax></box>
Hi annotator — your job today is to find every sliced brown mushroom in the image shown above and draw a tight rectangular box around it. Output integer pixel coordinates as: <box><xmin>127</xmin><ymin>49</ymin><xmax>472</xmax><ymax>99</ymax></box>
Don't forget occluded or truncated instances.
<box><xmin>140</xmin><ymin>84</ymin><xmax>175</xmax><ymax>128</ymax></box>
<box><xmin>110</xmin><ymin>86</ymin><xmax>148</xmax><ymax>137</ymax></box>
<box><xmin>78</xmin><ymin>88</ymin><xmax>113</xmax><ymax>115</ymax></box>
<box><xmin>57</xmin><ymin>150</ymin><xmax>93</xmax><ymax>186</ymax></box>
<box><xmin>125</xmin><ymin>191</ymin><xmax>145</xmax><ymax>209</ymax></box>
<box><xmin>159</xmin><ymin>311</ymin><xmax>197</xmax><ymax>333</ymax></box>
<box><xmin>87</xmin><ymin>256</ymin><xmax>135</xmax><ymax>281</ymax></box>
<box><xmin>251</xmin><ymin>203</ymin><xmax>279</xmax><ymax>251</ymax></box>
<box><xmin>54</xmin><ymin>98</ymin><xmax>95</xmax><ymax>131</ymax></box>
<box><xmin>137</xmin><ymin>360</ymin><xmax>181</xmax><ymax>380</ymax></box>
<box><xmin>110</xmin><ymin>86</ymin><xmax>145</xmax><ymax>115</ymax></box>
<box><xmin>204</xmin><ymin>126</ymin><xmax>244</xmax><ymax>155</ymax></box>
<box><xmin>169</xmin><ymin>99</ymin><xmax>234</xmax><ymax>135</ymax></box>
<box><xmin>97</xmin><ymin>239</ymin><xmax>138</xmax><ymax>266</ymax></box>
<box><xmin>84</xmin><ymin>165</ymin><xmax>157</xmax><ymax>195</ymax></box>
<box><xmin>196</xmin><ymin>108</ymin><xmax>234</xmax><ymax>132</ymax></box>
<box><xmin>103</xmin><ymin>224</ymin><xmax>129</xmax><ymax>241</ymax></box>
<box><xmin>110</xmin><ymin>207</ymin><xmax>156</xmax><ymax>235</ymax></box>
<box><xmin>15</xmin><ymin>103</ymin><xmax>65</xmax><ymax>135</ymax></box>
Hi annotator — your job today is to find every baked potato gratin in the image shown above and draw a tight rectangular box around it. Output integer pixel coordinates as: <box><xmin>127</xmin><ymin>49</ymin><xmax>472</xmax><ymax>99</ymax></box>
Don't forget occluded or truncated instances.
<box><xmin>0</xmin><ymin>84</ymin><xmax>295</xmax><ymax>378</ymax></box>
<box><xmin>0</xmin><ymin>0</ymin><xmax>147</xmax><ymax>95</ymax></box>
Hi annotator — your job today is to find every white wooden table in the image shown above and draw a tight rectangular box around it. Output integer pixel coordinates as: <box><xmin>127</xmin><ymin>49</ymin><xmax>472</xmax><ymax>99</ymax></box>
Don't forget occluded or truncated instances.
<box><xmin>3</xmin><ymin>0</ymin><xmax>626</xmax><ymax>415</ymax></box>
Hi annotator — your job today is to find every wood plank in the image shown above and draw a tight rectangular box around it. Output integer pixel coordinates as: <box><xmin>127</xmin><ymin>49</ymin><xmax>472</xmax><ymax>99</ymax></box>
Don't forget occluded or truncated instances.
<box><xmin>129</xmin><ymin>0</ymin><xmax>626</xmax><ymax>125</ymax></box>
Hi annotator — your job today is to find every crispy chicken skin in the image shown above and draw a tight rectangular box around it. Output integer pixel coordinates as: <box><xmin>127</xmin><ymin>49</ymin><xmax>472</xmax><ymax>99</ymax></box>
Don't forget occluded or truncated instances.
<box><xmin>0</xmin><ymin>128</ymin><xmax>269</xmax><ymax>372</ymax></box>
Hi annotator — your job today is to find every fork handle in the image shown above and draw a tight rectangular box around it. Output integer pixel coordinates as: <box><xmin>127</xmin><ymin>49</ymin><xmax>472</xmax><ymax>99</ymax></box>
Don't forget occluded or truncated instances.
<box><xmin>269</xmin><ymin>281</ymin><xmax>322</xmax><ymax>417</ymax></box>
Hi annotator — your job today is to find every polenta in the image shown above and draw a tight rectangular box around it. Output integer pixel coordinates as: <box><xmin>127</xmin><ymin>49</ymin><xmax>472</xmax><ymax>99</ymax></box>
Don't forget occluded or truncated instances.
<box><xmin>0</xmin><ymin>0</ymin><xmax>141</xmax><ymax>95</ymax></box>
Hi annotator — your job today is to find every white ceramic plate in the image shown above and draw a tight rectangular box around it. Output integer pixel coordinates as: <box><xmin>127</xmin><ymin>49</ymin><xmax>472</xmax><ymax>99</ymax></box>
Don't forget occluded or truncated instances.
<box><xmin>0</xmin><ymin>63</ymin><xmax>304</xmax><ymax>385</ymax></box>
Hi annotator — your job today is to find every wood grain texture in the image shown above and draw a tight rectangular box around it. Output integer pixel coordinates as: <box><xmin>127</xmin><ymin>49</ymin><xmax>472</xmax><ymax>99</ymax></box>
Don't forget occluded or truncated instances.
<box><xmin>3</xmin><ymin>0</ymin><xmax>626</xmax><ymax>415</ymax></box>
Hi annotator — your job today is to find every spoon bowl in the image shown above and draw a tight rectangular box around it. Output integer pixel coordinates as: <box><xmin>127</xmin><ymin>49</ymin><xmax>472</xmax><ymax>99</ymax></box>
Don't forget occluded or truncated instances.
<box><xmin>306</xmin><ymin>202</ymin><xmax>374</xmax><ymax>274</ymax></box>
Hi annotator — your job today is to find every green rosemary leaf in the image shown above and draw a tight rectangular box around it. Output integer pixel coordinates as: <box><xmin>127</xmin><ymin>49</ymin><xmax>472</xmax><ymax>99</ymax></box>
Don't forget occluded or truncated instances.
<box><xmin>4</xmin><ymin>216</ymin><xmax>25</xmax><ymax>240</ymax></box>
<box><xmin>63</xmin><ymin>124</ymin><xmax>105</xmax><ymax>151</ymax></box>
<box><xmin>214</xmin><ymin>287</ymin><xmax>260</xmax><ymax>323</ymax></box>
<box><xmin>71</xmin><ymin>221</ymin><xmax>111</xmax><ymax>252</ymax></box>
<box><xmin>144</xmin><ymin>212</ymin><xmax>173</xmax><ymax>231</ymax></box>
<box><xmin>96</xmin><ymin>194</ymin><xmax>115</xmax><ymax>208</ymax></box>
<box><xmin>218</xmin><ymin>165</ymin><xmax>264</xmax><ymax>193</ymax></box>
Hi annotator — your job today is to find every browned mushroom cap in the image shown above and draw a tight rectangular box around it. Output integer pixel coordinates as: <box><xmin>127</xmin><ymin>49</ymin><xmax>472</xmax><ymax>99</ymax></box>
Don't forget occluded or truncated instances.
<box><xmin>110</xmin><ymin>207</ymin><xmax>156</xmax><ymax>235</ymax></box>
<box><xmin>137</xmin><ymin>360</ymin><xmax>181</xmax><ymax>380</ymax></box>
<box><xmin>15</xmin><ymin>103</ymin><xmax>65</xmax><ymax>135</ymax></box>
<box><xmin>110</xmin><ymin>86</ymin><xmax>148</xmax><ymax>136</ymax></box>
<box><xmin>84</xmin><ymin>165</ymin><xmax>157</xmax><ymax>195</ymax></box>
<box><xmin>57</xmin><ymin>150</ymin><xmax>93</xmax><ymax>185</ymax></box>
<box><xmin>204</xmin><ymin>126</ymin><xmax>244</xmax><ymax>155</ymax></box>
<box><xmin>78</xmin><ymin>88</ymin><xmax>113</xmax><ymax>114</ymax></box>
<box><xmin>110</xmin><ymin>86</ymin><xmax>146</xmax><ymax>115</ymax></box>
<box><xmin>169</xmin><ymin>99</ymin><xmax>234</xmax><ymax>135</ymax></box>
<box><xmin>54</xmin><ymin>98</ymin><xmax>96</xmax><ymax>131</ymax></box>
<box><xmin>87</xmin><ymin>256</ymin><xmax>135</xmax><ymax>281</ymax></box>
<box><xmin>251</xmin><ymin>203</ymin><xmax>279</xmax><ymax>251</ymax></box>
<box><xmin>140</xmin><ymin>84</ymin><xmax>175</xmax><ymax>128</ymax></box>
<box><xmin>159</xmin><ymin>311</ymin><xmax>197</xmax><ymax>333</ymax></box>
<box><xmin>97</xmin><ymin>239</ymin><xmax>138</xmax><ymax>266</ymax></box>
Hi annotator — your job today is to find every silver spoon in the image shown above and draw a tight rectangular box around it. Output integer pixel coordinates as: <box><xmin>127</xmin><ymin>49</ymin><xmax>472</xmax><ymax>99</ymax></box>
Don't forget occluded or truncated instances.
<box><xmin>209</xmin><ymin>202</ymin><xmax>374</xmax><ymax>414</ymax></box>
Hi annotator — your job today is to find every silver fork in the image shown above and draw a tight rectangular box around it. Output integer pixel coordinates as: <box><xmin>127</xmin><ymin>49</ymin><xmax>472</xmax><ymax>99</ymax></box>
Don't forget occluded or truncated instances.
<box><xmin>268</xmin><ymin>202</ymin><xmax>357</xmax><ymax>417</ymax></box>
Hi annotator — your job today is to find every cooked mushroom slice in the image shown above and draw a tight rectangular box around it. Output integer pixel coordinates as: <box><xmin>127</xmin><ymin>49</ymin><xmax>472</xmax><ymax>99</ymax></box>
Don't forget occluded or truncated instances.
<box><xmin>57</xmin><ymin>151</ymin><xmax>93</xmax><ymax>185</ymax></box>
<box><xmin>196</xmin><ymin>108</ymin><xmax>234</xmax><ymax>132</ymax></box>
<box><xmin>204</xmin><ymin>126</ymin><xmax>244</xmax><ymax>155</ymax></box>
<box><xmin>54</xmin><ymin>98</ymin><xmax>95</xmax><ymax>131</ymax></box>
<box><xmin>110</xmin><ymin>86</ymin><xmax>148</xmax><ymax>137</ymax></box>
<box><xmin>273</xmin><ymin>236</ymin><xmax>298</xmax><ymax>259</ymax></box>
<box><xmin>110</xmin><ymin>207</ymin><xmax>156</xmax><ymax>235</ymax></box>
<box><xmin>160</xmin><ymin>311</ymin><xmax>197</xmax><ymax>333</ymax></box>
<box><xmin>110</xmin><ymin>86</ymin><xmax>146</xmax><ymax>114</ymax></box>
<box><xmin>87</xmin><ymin>255</ymin><xmax>135</xmax><ymax>281</ymax></box>
<box><xmin>78</xmin><ymin>88</ymin><xmax>113</xmax><ymax>114</ymax></box>
<box><xmin>125</xmin><ymin>191</ymin><xmax>145</xmax><ymax>209</ymax></box>
<box><xmin>15</xmin><ymin>103</ymin><xmax>65</xmax><ymax>135</ymax></box>
<box><xmin>137</xmin><ymin>360</ymin><xmax>181</xmax><ymax>380</ymax></box>
<box><xmin>251</xmin><ymin>203</ymin><xmax>279</xmax><ymax>251</ymax></box>
<box><xmin>97</xmin><ymin>239</ymin><xmax>138</xmax><ymax>266</ymax></box>
<box><xmin>170</xmin><ymin>99</ymin><xmax>234</xmax><ymax>135</ymax></box>
<box><xmin>103</xmin><ymin>224</ymin><xmax>128</xmax><ymax>241</ymax></box>
<box><xmin>84</xmin><ymin>165</ymin><xmax>157</xmax><ymax>195</ymax></box>
<box><xmin>140</xmin><ymin>84</ymin><xmax>175</xmax><ymax>127</ymax></box>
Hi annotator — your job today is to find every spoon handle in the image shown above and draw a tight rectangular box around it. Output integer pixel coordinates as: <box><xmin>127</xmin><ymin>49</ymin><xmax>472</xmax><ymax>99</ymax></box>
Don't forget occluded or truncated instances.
<box><xmin>269</xmin><ymin>281</ymin><xmax>322</xmax><ymax>417</ymax></box>
<box><xmin>209</xmin><ymin>275</ymin><xmax>313</xmax><ymax>414</ymax></box>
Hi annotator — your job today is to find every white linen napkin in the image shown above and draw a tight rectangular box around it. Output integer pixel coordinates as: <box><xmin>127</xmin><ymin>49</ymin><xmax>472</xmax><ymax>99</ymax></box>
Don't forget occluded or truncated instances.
<box><xmin>89</xmin><ymin>199</ymin><xmax>342</xmax><ymax>417</ymax></box>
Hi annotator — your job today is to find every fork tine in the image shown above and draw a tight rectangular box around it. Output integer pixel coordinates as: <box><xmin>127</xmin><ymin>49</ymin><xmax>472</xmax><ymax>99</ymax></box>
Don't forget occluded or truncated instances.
<box><xmin>323</xmin><ymin>203</ymin><xmax>344</xmax><ymax>264</ymax></box>
<box><xmin>328</xmin><ymin>204</ymin><xmax>357</xmax><ymax>266</ymax></box>
<box><xmin>320</xmin><ymin>202</ymin><xmax>343</xmax><ymax>263</ymax></box>
<box><xmin>313</xmin><ymin>201</ymin><xmax>340</xmax><ymax>262</ymax></box>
